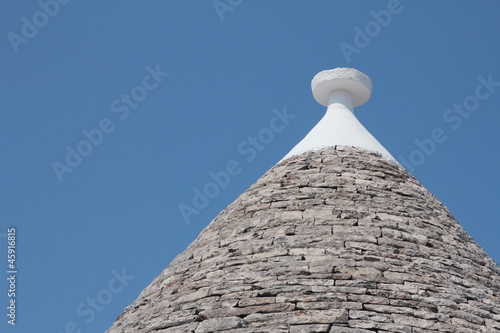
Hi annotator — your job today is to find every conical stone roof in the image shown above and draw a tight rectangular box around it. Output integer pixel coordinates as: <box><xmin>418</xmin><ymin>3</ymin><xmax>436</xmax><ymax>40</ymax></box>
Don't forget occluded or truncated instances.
<box><xmin>105</xmin><ymin>69</ymin><xmax>500</xmax><ymax>333</ymax></box>
<box><xmin>106</xmin><ymin>146</ymin><xmax>500</xmax><ymax>333</ymax></box>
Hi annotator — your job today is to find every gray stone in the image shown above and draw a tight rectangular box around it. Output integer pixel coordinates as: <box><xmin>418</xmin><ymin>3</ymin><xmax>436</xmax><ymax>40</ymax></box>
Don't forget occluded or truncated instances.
<box><xmin>195</xmin><ymin>316</ymin><xmax>242</xmax><ymax>332</ymax></box>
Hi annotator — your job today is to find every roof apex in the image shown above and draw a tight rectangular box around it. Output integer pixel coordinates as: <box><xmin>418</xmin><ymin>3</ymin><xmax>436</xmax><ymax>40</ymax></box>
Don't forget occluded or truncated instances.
<box><xmin>282</xmin><ymin>67</ymin><xmax>397</xmax><ymax>163</ymax></box>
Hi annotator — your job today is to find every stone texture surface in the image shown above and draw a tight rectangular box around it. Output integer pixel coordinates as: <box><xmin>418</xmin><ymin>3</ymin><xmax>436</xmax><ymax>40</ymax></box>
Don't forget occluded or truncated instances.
<box><xmin>105</xmin><ymin>146</ymin><xmax>500</xmax><ymax>333</ymax></box>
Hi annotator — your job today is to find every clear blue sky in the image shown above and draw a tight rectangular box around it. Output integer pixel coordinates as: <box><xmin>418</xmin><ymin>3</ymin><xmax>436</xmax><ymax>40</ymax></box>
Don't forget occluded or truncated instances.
<box><xmin>1</xmin><ymin>1</ymin><xmax>499</xmax><ymax>332</ymax></box>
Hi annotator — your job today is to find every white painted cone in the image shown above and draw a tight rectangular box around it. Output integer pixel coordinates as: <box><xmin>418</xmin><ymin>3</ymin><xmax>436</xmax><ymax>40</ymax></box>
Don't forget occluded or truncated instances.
<box><xmin>282</xmin><ymin>68</ymin><xmax>397</xmax><ymax>163</ymax></box>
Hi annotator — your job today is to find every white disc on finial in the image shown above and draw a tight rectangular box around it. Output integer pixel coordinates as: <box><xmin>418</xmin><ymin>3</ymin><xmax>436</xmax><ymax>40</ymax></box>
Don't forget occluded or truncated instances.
<box><xmin>311</xmin><ymin>68</ymin><xmax>372</xmax><ymax>107</ymax></box>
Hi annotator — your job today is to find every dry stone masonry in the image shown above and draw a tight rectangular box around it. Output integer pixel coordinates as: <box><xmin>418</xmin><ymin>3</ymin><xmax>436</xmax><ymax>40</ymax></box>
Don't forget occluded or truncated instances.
<box><xmin>105</xmin><ymin>146</ymin><xmax>500</xmax><ymax>333</ymax></box>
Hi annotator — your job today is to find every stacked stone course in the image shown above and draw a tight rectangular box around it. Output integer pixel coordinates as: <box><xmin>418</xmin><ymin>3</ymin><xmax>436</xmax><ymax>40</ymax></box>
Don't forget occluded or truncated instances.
<box><xmin>106</xmin><ymin>146</ymin><xmax>500</xmax><ymax>333</ymax></box>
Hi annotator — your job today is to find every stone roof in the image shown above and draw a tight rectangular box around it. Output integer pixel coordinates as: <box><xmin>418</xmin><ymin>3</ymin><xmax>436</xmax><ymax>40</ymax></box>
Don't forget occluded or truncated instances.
<box><xmin>105</xmin><ymin>146</ymin><xmax>500</xmax><ymax>333</ymax></box>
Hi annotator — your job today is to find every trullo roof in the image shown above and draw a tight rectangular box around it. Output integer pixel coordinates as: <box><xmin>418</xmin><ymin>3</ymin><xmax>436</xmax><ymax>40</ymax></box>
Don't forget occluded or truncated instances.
<box><xmin>105</xmin><ymin>68</ymin><xmax>500</xmax><ymax>333</ymax></box>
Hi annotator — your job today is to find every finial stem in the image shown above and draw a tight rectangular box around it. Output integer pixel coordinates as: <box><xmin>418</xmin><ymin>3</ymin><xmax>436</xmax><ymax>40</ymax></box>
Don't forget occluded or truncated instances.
<box><xmin>328</xmin><ymin>90</ymin><xmax>354</xmax><ymax>113</ymax></box>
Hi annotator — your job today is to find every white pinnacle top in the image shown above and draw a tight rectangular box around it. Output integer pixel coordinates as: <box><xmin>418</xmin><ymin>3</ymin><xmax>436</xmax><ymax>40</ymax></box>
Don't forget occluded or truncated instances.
<box><xmin>282</xmin><ymin>67</ymin><xmax>397</xmax><ymax>163</ymax></box>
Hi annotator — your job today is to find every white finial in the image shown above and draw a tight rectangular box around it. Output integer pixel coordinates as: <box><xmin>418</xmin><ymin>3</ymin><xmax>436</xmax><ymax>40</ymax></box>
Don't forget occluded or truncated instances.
<box><xmin>281</xmin><ymin>67</ymin><xmax>397</xmax><ymax>163</ymax></box>
<box><xmin>311</xmin><ymin>68</ymin><xmax>372</xmax><ymax>107</ymax></box>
